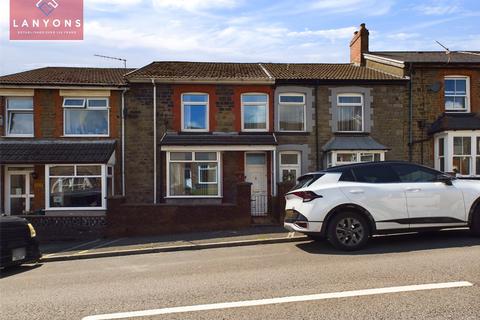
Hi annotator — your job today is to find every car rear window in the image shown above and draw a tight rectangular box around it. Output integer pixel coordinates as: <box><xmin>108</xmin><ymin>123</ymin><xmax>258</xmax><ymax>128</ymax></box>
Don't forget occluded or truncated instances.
<box><xmin>291</xmin><ymin>174</ymin><xmax>323</xmax><ymax>191</ymax></box>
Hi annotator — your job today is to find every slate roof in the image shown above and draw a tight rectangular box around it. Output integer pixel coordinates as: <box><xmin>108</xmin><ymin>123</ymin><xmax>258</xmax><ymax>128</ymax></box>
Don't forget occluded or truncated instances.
<box><xmin>0</xmin><ymin>67</ymin><xmax>134</xmax><ymax>87</ymax></box>
<box><xmin>160</xmin><ymin>133</ymin><xmax>277</xmax><ymax>146</ymax></box>
<box><xmin>126</xmin><ymin>62</ymin><xmax>272</xmax><ymax>82</ymax></box>
<box><xmin>322</xmin><ymin>135</ymin><xmax>389</xmax><ymax>151</ymax></box>
<box><xmin>428</xmin><ymin>113</ymin><xmax>480</xmax><ymax>135</ymax></box>
<box><xmin>367</xmin><ymin>51</ymin><xmax>480</xmax><ymax>64</ymax></box>
<box><xmin>263</xmin><ymin>63</ymin><xmax>403</xmax><ymax>80</ymax></box>
<box><xmin>0</xmin><ymin>140</ymin><xmax>116</xmax><ymax>164</ymax></box>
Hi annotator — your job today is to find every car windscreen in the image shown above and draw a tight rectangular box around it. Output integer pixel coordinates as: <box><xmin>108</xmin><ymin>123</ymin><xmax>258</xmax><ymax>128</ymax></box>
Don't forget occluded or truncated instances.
<box><xmin>291</xmin><ymin>174</ymin><xmax>324</xmax><ymax>191</ymax></box>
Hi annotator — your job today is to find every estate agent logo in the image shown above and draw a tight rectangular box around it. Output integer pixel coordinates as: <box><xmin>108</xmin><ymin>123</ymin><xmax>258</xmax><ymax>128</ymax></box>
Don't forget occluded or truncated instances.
<box><xmin>10</xmin><ymin>0</ymin><xmax>84</xmax><ymax>40</ymax></box>
<box><xmin>36</xmin><ymin>0</ymin><xmax>59</xmax><ymax>16</ymax></box>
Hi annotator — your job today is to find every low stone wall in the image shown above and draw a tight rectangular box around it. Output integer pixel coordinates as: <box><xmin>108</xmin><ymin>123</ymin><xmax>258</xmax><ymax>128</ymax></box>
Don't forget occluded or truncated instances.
<box><xmin>23</xmin><ymin>215</ymin><xmax>106</xmax><ymax>242</ymax></box>
<box><xmin>106</xmin><ymin>182</ymin><xmax>252</xmax><ymax>238</ymax></box>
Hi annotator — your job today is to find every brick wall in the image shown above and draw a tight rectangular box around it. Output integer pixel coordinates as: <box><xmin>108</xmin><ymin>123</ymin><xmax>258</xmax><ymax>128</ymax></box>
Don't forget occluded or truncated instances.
<box><xmin>106</xmin><ymin>182</ymin><xmax>252</xmax><ymax>237</ymax></box>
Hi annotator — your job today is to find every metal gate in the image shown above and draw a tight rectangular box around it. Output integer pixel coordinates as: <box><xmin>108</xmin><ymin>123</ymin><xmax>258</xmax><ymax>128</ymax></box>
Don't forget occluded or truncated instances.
<box><xmin>251</xmin><ymin>194</ymin><xmax>268</xmax><ymax>216</ymax></box>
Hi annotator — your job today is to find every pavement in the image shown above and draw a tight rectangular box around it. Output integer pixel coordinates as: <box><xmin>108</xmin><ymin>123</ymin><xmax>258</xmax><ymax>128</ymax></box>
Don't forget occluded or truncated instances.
<box><xmin>39</xmin><ymin>226</ymin><xmax>307</xmax><ymax>262</ymax></box>
<box><xmin>1</xmin><ymin>229</ymin><xmax>479</xmax><ymax>320</ymax></box>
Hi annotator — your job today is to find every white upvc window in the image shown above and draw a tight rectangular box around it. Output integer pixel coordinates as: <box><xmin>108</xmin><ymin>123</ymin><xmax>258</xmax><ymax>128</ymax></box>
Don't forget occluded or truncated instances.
<box><xmin>181</xmin><ymin>93</ymin><xmax>209</xmax><ymax>132</ymax></box>
<box><xmin>434</xmin><ymin>131</ymin><xmax>480</xmax><ymax>177</ymax></box>
<box><xmin>327</xmin><ymin>150</ymin><xmax>385</xmax><ymax>168</ymax></box>
<box><xmin>445</xmin><ymin>76</ymin><xmax>469</xmax><ymax>112</ymax></box>
<box><xmin>167</xmin><ymin>151</ymin><xmax>221</xmax><ymax>197</ymax></box>
<box><xmin>279</xmin><ymin>151</ymin><xmax>301</xmax><ymax>182</ymax></box>
<box><xmin>6</xmin><ymin>97</ymin><xmax>34</xmax><ymax>137</ymax></box>
<box><xmin>241</xmin><ymin>93</ymin><xmax>268</xmax><ymax>132</ymax></box>
<box><xmin>337</xmin><ymin>94</ymin><xmax>364</xmax><ymax>132</ymax></box>
<box><xmin>278</xmin><ymin>93</ymin><xmax>306</xmax><ymax>132</ymax></box>
<box><xmin>45</xmin><ymin>164</ymin><xmax>107</xmax><ymax>210</ymax></box>
<box><xmin>63</xmin><ymin>97</ymin><xmax>109</xmax><ymax>136</ymax></box>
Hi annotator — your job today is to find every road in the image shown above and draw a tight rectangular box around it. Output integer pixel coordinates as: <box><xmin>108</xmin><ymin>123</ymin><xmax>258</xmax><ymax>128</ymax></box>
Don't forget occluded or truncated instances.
<box><xmin>1</xmin><ymin>229</ymin><xmax>480</xmax><ymax>320</ymax></box>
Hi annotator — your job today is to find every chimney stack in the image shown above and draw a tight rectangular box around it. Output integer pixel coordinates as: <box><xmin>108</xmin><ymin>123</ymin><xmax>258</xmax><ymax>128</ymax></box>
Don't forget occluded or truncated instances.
<box><xmin>350</xmin><ymin>23</ymin><xmax>369</xmax><ymax>66</ymax></box>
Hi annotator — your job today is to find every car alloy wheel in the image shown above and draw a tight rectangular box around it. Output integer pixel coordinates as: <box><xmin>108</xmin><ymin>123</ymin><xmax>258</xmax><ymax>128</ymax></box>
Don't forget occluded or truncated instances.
<box><xmin>327</xmin><ymin>211</ymin><xmax>371</xmax><ymax>251</ymax></box>
<box><xmin>335</xmin><ymin>217</ymin><xmax>365</xmax><ymax>247</ymax></box>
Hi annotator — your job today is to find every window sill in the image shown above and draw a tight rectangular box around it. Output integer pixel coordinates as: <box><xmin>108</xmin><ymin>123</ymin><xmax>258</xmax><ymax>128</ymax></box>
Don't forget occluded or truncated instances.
<box><xmin>165</xmin><ymin>196</ymin><xmax>223</xmax><ymax>199</ymax></box>
<box><xmin>2</xmin><ymin>135</ymin><xmax>35</xmax><ymax>138</ymax></box>
<box><xmin>61</xmin><ymin>135</ymin><xmax>110</xmax><ymax>138</ymax></box>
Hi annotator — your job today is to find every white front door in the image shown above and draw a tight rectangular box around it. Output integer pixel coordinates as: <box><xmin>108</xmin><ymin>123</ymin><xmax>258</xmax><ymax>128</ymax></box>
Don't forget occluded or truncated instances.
<box><xmin>5</xmin><ymin>167</ymin><xmax>35</xmax><ymax>215</ymax></box>
<box><xmin>245</xmin><ymin>153</ymin><xmax>268</xmax><ymax>216</ymax></box>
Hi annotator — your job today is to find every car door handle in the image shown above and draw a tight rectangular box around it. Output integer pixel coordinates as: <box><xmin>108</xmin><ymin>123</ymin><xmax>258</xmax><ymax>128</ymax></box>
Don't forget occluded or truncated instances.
<box><xmin>349</xmin><ymin>189</ymin><xmax>364</xmax><ymax>194</ymax></box>
<box><xmin>405</xmin><ymin>187</ymin><xmax>421</xmax><ymax>192</ymax></box>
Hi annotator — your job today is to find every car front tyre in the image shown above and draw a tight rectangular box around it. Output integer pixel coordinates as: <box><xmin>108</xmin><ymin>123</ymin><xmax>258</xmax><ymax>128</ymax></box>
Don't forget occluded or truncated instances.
<box><xmin>327</xmin><ymin>212</ymin><xmax>371</xmax><ymax>251</ymax></box>
<box><xmin>471</xmin><ymin>208</ymin><xmax>480</xmax><ymax>236</ymax></box>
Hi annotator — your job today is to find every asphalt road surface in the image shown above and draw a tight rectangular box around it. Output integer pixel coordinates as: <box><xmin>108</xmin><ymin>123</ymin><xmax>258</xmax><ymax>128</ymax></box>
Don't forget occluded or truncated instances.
<box><xmin>1</xmin><ymin>229</ymin><xmax>480</xmax><ymax>320</ymax></box>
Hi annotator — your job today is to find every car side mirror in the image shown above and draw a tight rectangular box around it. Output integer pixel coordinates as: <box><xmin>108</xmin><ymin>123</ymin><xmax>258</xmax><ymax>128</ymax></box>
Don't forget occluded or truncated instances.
<box><xmin>436</xmin><ymin>174</ymin><xmax>453</xmax><ymax>186</ymax></box>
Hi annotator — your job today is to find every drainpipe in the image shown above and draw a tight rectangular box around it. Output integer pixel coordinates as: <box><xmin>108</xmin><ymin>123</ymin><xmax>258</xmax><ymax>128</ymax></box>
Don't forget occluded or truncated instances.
<box><xmin>152</xmin><ymin>79</ymin><xmax>157</xmax><ymax>204</ymax></box>
<box><xmin>314</xmin><ymin>85</ymin><xmax>320</xmax><ymax>170</ymax></box>
<box><xmin>408</xmin><ymin>63</ymin><xmax>414</xmax><ymax>162</ymax></box>
<box><xmin>121</xmin><ymin>88</ymin><xmax>128</xmax><ymax>197</ymax></box>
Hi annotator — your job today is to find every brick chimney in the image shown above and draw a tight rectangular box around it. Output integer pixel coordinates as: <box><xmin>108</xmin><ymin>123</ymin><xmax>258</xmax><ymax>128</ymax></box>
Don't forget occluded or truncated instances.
<box><xmin>350</xmin><ymin>23</ymin><xmax>369</xmax><ymax>66</ymax></box>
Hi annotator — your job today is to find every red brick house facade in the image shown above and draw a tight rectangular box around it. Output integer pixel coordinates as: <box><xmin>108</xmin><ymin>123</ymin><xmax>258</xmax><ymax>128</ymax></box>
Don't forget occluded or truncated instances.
<box><xmin>0</xmin><ymin>67</ymin><xmax>131</xmax><ymax>219</ymax></box>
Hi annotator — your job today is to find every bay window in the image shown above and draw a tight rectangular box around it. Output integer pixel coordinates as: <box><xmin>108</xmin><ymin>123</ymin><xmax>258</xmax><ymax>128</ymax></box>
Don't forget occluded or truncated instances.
<box><xmin>279</xmin><ymin>151</ymin><xmax>301</xmax><ymax>182</ymax></box>
<box><xmin>453</xmin><ymin>137</ymin><xmax>471</xmax><ymax>175</ymax></box>
<box><xmin>435</xmin><ymin>132</ymin><xmax>480</xmax><ymax>176</ymax></box>
<box><xmin>445</xmin><ymin>76</ymin><xmax>469</xmax><ymax>112</ymax></box>
<box><xmin>182</xmin><ymin>93</ymin><xmax>208</xmax><ymax>131</ymax></box>
<box><xmin>242</xmin><ymin>94</ymin><xmax>268</xmax><ymax>131</ymax></box>
<box><xmin>278</xmin><ymin>94</ymin><xmax>305</xmax><ymax>131</ymax></box>
<box><xmin>63</xmin><ymin>98</ymin><xmax>109</xmax><ymax>136</ymax></box>
<box><xmin>168</xmin><ymin>151</ymin><xmax>220</xmax><ymax>197</ymax></box>
<box><xmin>6</xmin><ymin>97</ymin><xmax>34</xmax><ymax>137</ymax></box>
<box><xmin>46</xmin><ymin>164</ymin><xmax>106</xmax><ymax>209</ymax></box>
<box><xmin>327</xmin><ymin>151</ymin><xmax>384</xmax><ymax>168</ymax></box>
<box><xmin>337</xmin><ymin>94</ymin><xmax>363</xmax><ymax>132</ymax></box>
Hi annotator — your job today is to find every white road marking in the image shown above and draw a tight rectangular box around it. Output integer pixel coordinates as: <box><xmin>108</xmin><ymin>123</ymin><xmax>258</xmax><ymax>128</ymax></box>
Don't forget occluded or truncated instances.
<box><xmin>42</xmin><ymin>239</ymin><xmax>102</xmax><ymax>258</ymax></box>
<box><xmin>287</xmin><ymin>232</ymin><xmax>295</xmax><ymax>238</ymax></box>
<box><xmin>82</xmin><ymin>281</ymin><xmax>473</xmax><ymax>320</ymax></box>
<box><xmin>75</xmin><ymin>238</ymin><xmax>125</xmax><ymax>255</ymax></box>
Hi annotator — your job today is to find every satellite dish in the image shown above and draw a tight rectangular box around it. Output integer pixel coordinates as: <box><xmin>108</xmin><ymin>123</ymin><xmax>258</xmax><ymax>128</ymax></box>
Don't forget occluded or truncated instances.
<box><xmin>429</xmin><ymin>81</ymin><xmax>441</xmax><ymax>92</ymax></box>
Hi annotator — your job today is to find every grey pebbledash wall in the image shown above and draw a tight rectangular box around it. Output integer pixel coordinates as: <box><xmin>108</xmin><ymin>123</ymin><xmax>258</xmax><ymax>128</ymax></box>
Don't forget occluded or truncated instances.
<box><xmin>329</xmin><ymin>86</ymin><xmax>373</xmax><ymax>133</ymax></box>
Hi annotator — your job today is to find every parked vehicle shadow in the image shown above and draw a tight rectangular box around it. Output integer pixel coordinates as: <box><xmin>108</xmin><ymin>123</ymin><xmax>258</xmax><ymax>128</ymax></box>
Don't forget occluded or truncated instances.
<box><xmin>0</xmin><ymin>264</ymin><xmax>43</xmax><ymax>279</ymax></box>
<box><xmin>296</xmin><ymin>229</ymin><xmax>480</xmax><ymax>255</ymax></box>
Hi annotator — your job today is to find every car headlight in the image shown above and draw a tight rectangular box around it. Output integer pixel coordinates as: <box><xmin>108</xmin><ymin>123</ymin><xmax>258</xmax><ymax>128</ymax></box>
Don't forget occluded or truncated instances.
<box><xmin>27</xmin><ymin>223</ymin><xmax>36</xmax><ymax>238</ymax></box>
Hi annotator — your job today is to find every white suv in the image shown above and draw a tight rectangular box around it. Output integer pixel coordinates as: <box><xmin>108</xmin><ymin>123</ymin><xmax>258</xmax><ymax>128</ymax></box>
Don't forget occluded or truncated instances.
<box><xmin>284</xmin><ymin>161</ymin><xmax>480</xmax><ymax>251</ymax></box>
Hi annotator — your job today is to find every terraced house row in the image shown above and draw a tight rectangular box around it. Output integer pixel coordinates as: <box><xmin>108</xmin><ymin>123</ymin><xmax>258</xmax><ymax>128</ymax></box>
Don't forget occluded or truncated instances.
<box><xmin>0</xmin><ymin>24</ymin><xmax>479</xmax><ymax>239</ymax></box>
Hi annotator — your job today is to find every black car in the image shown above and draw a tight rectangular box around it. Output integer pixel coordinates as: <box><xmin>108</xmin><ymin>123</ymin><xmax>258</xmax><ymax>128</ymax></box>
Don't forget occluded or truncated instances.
<box><xmin>0</xmin><ymin>216</ymin><xmax>41</xmax><ymax>268</ymax></box>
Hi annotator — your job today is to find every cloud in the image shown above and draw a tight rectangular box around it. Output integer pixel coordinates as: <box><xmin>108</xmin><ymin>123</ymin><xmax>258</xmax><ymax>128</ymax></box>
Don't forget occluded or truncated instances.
<box><xmin>387</xmin><ymin>32</ymin><xmax>420</xmax><ymax>41</ymax></box>
<box><xmin>152</xmin><ymin>0</ymin><xmax>241</xmax><ymax>11</ymax></box>
<box><xmin>414</xmin><ymin>4</ymin><xmax>459</xmax><ymax>15</ymax></box>
<box><xmin>310</xmin><ymin>0</ymin><xmax>394</xmax><ymax>15</ymax></box>
<box><xmin>287</xmin><ymin>27</ymin><xmax>356</xmax><ymax>41</ymax></box>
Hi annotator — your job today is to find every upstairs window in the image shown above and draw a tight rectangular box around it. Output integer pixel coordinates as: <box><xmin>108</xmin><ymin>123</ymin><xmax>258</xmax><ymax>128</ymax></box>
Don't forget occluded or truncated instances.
<box><xmin>242</xmin><ymin>94</ymin><xmax>268</xmax><ymax>131</ymax></box>
<box><xmin>445</xmin><ymin>76</ymin><xmax>469</xmax><ymax>112</ymax></box>
<box><xmin>182</xmin><ymin>93</ymin><xmax>209</xmax><ymax>131</ymax></box>
<box><xmin>63</xmin><ymin>98</ymin><xmax>109</xmax><ymax>136</ymax></box>
<box><xmin>337</xmin><ymin>94</ymin><xmax>363</xmax><ymax>132</ymax></box>
<box><xmin>278</xmin><ymin>94</ymin><xmax>305</xmax><ymax>131</ymax></box>
<box><xmin>6</xmin><ymin>97</ymin><xmax>34</xmax><ymax>137</ymax></box>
